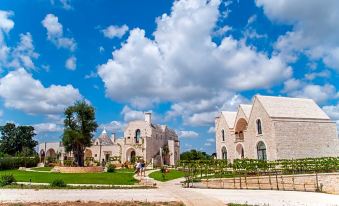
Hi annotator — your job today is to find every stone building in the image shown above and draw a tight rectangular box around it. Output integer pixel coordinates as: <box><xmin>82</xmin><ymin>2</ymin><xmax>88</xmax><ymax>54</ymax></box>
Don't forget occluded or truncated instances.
<box><xmin>39</xmin><ymin>112</ymin><xmax>180</xmax><ymax>166</ymax></box>
<box><xmin>215</xmin><ymin>95</ymin><xmax>339</xmax><ymax>161</ymax></box>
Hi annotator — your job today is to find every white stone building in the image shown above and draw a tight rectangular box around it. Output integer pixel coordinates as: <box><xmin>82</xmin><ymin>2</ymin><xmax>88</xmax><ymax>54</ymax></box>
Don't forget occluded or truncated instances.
<box><xmin>39</xmin><ymin>112</ymin><xmax>180</xmax><ymax>166</ymax></box>
<box><xmin>215</xmin><ymin>95</ymin><xmax>339</xmax><ymax>161</ymax></box>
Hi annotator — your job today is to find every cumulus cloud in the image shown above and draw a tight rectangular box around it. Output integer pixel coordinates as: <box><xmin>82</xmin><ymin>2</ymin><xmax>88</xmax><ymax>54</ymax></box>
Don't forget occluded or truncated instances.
<box><xmin>0</xmin><ymin>10</ymin><xmax>14</xmax><ymax>68</ymax></box>
<box><xmin>99</xmin><ymin>121</ymin><xmax>124</xmax><ymax>133</ymax></box>
<box><xmin>98</xmin><ymin>0</ymin><xmax>291</xmax><ymax>107</ymax></box>
<box><xmin>102</xmin><ymin>24</ymin><xmax>129</xmax><ymax>39</ymax></box>
<box><xmin>120</xmin><ymin>106</ymin><xmax>145</xmax><ymax>122</ymax></box>
<box><xmin>8</xmin><ymin>33</ymin><xmax>39</xmax><ymax>70</ymax></box>
<box><xmin>0</xmin><ymin>68</ymin><xmax>82</xmax><ymax>115</ymax></box>
<box><xmin>177</xmin><ymin>130</ymin><xmax>199</xmax><ymax>138</ymax></box>
<box><xmin>256</xmin><ymin>0</ymin><xmax>339</xmax><ymax>70</ymax></box>
<box><xmin>34</xmin><ymin>123</ymin><xmax>63</xmax><ymax>134</ymax></box>
<box><xmin>283</xmin><ymin>79</ymin><xmax>339</xmax><ymax>104</ymax></box>
<box><xmin>208</xmin><ymin>127</ymin><xmax>215</xmax><ymax>133</ymax></box>
<box><xmin>65</xmin><ymin>56</ymin><xmax>76</xmax><ymax>70</ymax></box>
<box><xmin>41</xmin><ymin>14</ymin><xmax>76</xmax><ymax>51</ymax></box>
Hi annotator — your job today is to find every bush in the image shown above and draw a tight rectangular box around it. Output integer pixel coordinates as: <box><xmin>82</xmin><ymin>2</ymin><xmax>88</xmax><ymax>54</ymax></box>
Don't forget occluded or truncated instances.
<box><xmin>50</xmin><ymin>179</ymin><xmax>67</xmax><ymax>187</ymax></box>
<box><xmin>107</xmin><ymin>164</ymin><xmax>116</xmax><ymax>173</ymax></box>
<box><xmin>0</xmin><ymin>156</ymin><xmax>39</xmax><ymax>170</ymax></box>
<box><xmin>0</xmin><ymin>174</ymin><xmax>16</xmax><ymax>186</ymax></box>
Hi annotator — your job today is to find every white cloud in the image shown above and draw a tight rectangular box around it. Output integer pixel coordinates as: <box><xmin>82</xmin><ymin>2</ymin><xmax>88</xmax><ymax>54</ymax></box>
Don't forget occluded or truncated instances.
<box><xmin>283</xmin><ymin>80</ymin><xmax>339</xmax><ymax>104</ymax></box>
<box><xmin>99</xmin><ymin>121</ymin><xmax>124</xmax><ymax>133</ymax></box>
<box><xmin>34</xmin><ymin>123</ymin><xmax>63</xmax><ymax>134</ymax></box>
<box><xmin>0</xmin><ymin>10</ymin><xmax>14</xmax><ymax>68</ymax></box>
<box><xmin>204</xmin><ymin>142</ymin><xmax>212</xmax><ymax>146</ymax></box>
<box><xmin>120</xmin><ymin>106</ymin><xmax>145</xmax><ymax>122</ymax></box>
<box><xmin>177</xmin><ymin>130</ymin><xmax>199</xmax><ymax>138</ymax></box>
<box><xmin>0</xmin><ymin>68</ymin><xmax>82</xmax><ymax>115</ymax></box>
<box><xmin>0</xmin><ymin>110</ymin><xmax>3</xmax><ymax>117</ymax></box>
<box><xmin>65</xmin><ymin>56</ymin><xmax>76</xmax><ymax>70</ymax></box>
<box><xmin>41</xmin><ymin>14</ymin><xmax>76</xmax><ymax>51</ymax></box>
<box><xmin>102</xmin><ymin>24</ymin><xmax>129</xmax><ymax>39</ymax></box>
<box><xmin>256</xmin><ymin>0</ymin><xmax>339</xmax><ymax>70</ymax></box>
<box><xmin>0</xmin><ymin>10</ymin><xmax>14</xmax><ymax>34</ymax></box>
<box><xmin>84</xmin><ymin>71</ymin><xmax>97</xmax><ymax>79</ymax></box>
<box><xmin>50</xmin><ymin>0</ymin><xmax>73</xmax><ymax>10</ymax></box>
<box><xmin>206</xmin><ymin>138</ymin><xmax>215</xmax><ymax>142</ymax></box>
<box><xmin>208</xmin><ymin>127</ymin><xmax>215</xmax><ymax>133</ymax></box>
<box><xmin>98</xmin><ymin>0</ymin><xmax>291</xmax><ymax>107</ymax></box>
<box><xmin>323</xmin><ymin>104</ymin><xmax>339</xmax><ymax>132</ymax></box>
<box><xmin>8</xmin><ymin>33</ymin><xmax>39</xmax><ymax>70</ymax></box>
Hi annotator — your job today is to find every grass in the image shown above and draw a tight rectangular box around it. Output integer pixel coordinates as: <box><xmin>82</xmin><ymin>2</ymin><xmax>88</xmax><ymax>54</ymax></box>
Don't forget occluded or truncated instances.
<box><xmin>149</xmin><ymin>170</ymin><xmax>185</xmax><ymax>182</ymax></box>
<box><xmin>0</xmin><ymin>169</ymin><xmax>137</xmax><ymax>185</ymax></box>
<box><xmin>30</xmin><ymin>167</ymin><xmax>53</xmax><ymax>171</ymax></box>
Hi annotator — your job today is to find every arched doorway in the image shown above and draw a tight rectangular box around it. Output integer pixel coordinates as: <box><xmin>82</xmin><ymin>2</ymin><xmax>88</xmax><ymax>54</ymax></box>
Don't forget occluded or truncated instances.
<box><xmin>257</xmin><ymin>141</ymin><xmax>267</xmax><ymax>160</ymax></box>
<box><xmin>126</xmin><ymin>148</ymin><xmax>136</xmax><ymax>163</ymax></box>
<box><xmin>46</xmin><ymin>148</ymin><xmax>56</xmax><ymax>158</ymax></box>
<box><xmin>236</xmin><ymin>144</ymin><xmax>244</xmax><ymax>159</ymax></box>
<box><xmin>235</xmin><ymin>118</ymin><xmax>248</xmax><ymax>142</ymax></box>
<box><xmin>221</xmin><ymin>146</ymin><xmax>227</xmax><ymax>160</ymax></box>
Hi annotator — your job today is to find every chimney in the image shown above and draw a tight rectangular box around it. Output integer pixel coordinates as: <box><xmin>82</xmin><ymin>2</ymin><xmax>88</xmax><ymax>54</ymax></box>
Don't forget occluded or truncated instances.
<box><xmin>145</xmin><ymin>112</ymin><xmax>152</xmax><ymax>124</ymax></box>
<box><xmin>111</xmin><ymin>133</ymin><xmax>116</xmax><ymax>143</ymax></box>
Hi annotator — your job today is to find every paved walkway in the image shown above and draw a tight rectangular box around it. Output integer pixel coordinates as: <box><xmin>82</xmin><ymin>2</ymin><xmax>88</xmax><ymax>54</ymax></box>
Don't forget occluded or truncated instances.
<box><xmin>1</xmin><ymin>170</ymin><xmax>339</xmax><ymax>206</ymax></box>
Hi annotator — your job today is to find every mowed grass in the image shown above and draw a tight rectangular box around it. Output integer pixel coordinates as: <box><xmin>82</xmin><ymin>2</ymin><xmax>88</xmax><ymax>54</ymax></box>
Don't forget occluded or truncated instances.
<box><xmin>149</xmin><ymin>170</ymin><xmax>185</xmax><ymax>182</ymax></box>
<box><xmin>0</xmin><ymin>169</ymin><xmax>137</xmax><ymax>185</ymax></box>
<box><xmin>30</xmin><ymin>167</ymin><xmax>53</xmax><ymax>171</ymax></box>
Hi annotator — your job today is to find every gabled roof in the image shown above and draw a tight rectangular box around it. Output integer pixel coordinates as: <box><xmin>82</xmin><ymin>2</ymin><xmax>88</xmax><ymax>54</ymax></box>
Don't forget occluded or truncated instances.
<box><xmin>97</xmin><ymin>129</ymin><xmax>113</xmax><ymax>145</ymax></box>
<box><xmin>221</xmin><ymin>111</ymin><xmax>237</xmax><ymax>128</ymax></box>
<box><xmin>239</xmin><ymin>104</ymin><xmax>252</xmax><ymax>119</ymax></box>
<box><xmin>256</xmin><ymin>95</ymin><xmax>330</xmax><ymax>120</ymax></box>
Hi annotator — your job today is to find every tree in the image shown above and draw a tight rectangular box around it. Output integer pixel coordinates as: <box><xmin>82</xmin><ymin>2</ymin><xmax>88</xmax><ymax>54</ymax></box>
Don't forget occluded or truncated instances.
<box><xmin>180</xmin><ymin>149</ymin><xmax>212</xmax><ymax>161</ymax></box>
<box><xmin>0</xmin><ymin>123</ymin><xmax>38</xmax><ymax>156</ymax></box>
<box><xmin>62</xmin><ymin>101</ymin><xmax>98</xmax><ymax>166</ymax></box>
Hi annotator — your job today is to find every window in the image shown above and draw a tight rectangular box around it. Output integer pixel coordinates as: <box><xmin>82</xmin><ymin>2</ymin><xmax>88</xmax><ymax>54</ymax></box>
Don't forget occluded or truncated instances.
<box><xmin>257</xmin><ymin>141</ymin><xmax>267</xmax><ymax>160</ymax></box>
<box><xmin>135</xmin><ymin>129</ymin><xmax>141</xmax><ymax>143</ymax></box>
<box><xmin>256</xmin><ymin>119</ymin><xmax>262</xmax><ymax>134</ymax></box>
<box><xmin>221</xmin><ymin>147</ymin><xmax>227</xmax><ymax>160</ymax></box>
<box><xmin>221</xmin><ymin>129</ymin><xmax>225</xmax><ymax>141</ymax></box>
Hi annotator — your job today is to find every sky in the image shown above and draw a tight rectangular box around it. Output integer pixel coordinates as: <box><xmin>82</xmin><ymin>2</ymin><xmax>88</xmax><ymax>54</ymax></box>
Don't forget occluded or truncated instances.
<box><xmin>0</xmin><ymin>0</ymin><xmax>339</xmax><ymax>154</ymax></box>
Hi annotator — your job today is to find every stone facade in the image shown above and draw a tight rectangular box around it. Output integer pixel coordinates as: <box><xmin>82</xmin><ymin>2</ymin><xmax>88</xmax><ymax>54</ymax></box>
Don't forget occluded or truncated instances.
<box><xmin>216</xmin><ymin>95</ymin><xmax>339</xmax><ymax>161</ymax></box>
<box><xmin>39</xmin><ymin>113</ymin><xmax>180</xmax><ymax>166</ymax></box>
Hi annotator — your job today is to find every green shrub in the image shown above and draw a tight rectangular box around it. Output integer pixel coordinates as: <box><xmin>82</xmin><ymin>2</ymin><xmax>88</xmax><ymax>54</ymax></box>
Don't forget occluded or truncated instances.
<box><xmin>0</xmin><ymin>174</ymin><xmax>16</xmax><ymax>186</ymax></box>
<box><xmin>107</xmin><ymin>164</ymin><xmax>116</xmax><ymax>173</ymax></box>
<box><xmin>0</xmin><ymin>156</ymin><xmax>39</xmax><ymax>170</ymax></box>
<box><xmin>50</xmin><ymin>179</ymin><xmax>67</xmax><ymax>187</ymax></box>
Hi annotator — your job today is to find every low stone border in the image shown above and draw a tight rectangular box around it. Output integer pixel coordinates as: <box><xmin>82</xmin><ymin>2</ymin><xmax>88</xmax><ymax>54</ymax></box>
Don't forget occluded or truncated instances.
<box><xmin>53</xmin><ymin>166</ymin><xmax>104</xmax><ymax>173</ymax></box>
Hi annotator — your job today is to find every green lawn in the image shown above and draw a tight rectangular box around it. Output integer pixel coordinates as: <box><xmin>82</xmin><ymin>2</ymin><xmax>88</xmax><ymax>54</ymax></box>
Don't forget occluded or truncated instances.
<box><xmin>149</xmin><ymin>170</ymin><xmax>185</xmax><ymax>182</ymax></box>
<box><xmin>30</xmin><ymin>167</ymin><xmax>53</xmax><ymax>171</ymax></box>
<box><xmin>0</xmin><ymin>169</ymin><xmax>137</xmax><ymax>185</ymax></box>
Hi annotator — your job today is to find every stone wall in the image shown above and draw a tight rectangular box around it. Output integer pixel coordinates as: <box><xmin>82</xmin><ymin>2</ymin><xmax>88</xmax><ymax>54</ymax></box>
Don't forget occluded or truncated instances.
<box><xmin>200</xmin><ymin>172</ymin><xmax>339</xmax><ymax>194</ymax></box>
<box><xmin>274</xmin><ymin>120</ymin><xmax>339</xmax><ymax>159</ymax></box>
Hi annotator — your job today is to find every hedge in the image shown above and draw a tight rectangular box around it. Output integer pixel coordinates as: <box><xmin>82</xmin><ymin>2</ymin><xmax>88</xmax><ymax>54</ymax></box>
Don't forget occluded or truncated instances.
<box><xmin>0</xmin><ymin>156</ymin><xmax>39</xmax><ymax>170</ymax></box>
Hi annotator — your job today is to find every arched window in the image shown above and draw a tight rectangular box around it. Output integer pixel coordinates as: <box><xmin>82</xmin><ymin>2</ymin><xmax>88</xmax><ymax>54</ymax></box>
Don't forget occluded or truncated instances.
<box><xmin>221</xmin><ymin>129</ymin><xmax>225</xmax><ymax>141</ymax></box>
<box><xmin>256</xmin><ymin>119</ymin><xmax>262</xmax><ymax>134</ymax></box>
<box><xmin>135</xmin><ymin>129</ymin><xmax>141</xmax><ymax>143</ymax></box>
<box><xmin>257</xmin><ymin>141</ymin><xmax>267</xmax><ymax>160</ymax></box>
<box><xmin>221</xmin><ymin>147</ymin><xmax>227</xmax><ymax>160</ymax></box>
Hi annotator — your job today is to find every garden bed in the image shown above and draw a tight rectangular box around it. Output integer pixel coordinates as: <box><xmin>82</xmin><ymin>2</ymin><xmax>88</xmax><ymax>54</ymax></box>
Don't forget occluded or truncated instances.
<box><xmin>53</xmin><ymin>166</ymin><xmax>103</xmax><ymax>173</ymax></box>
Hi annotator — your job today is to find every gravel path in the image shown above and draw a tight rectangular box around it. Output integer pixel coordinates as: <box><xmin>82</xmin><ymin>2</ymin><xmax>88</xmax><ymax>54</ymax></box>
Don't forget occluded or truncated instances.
<box><xmin>1</xmin><ymin>170</ymin><xmax>339</xmax><ymax>206</ymax></box>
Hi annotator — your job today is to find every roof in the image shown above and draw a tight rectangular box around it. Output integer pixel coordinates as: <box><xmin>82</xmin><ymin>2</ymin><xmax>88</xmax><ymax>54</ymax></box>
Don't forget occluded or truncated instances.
<box><xmin>256</xmin><ymin>95</ymin><xmax>330</xmax><ymax>120</ymax></box>
<box><xmin>221</xmin><ymin>111</ymin><xmax>237</xmax><ymax>128</ymax></box>
<box><xmin>239</xmin><ymin>104</ymin><xmax>252</xmax><ymax>119</ymax></box>
<box><xmin>97</xmin><ymin>129</ymin><xmax>113</xmax><ymax>145</ymax></box>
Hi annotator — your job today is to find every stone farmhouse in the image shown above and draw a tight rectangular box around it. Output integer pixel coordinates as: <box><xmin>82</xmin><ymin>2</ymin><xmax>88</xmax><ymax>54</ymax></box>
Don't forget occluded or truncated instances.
<box><xmin>39</xmin><ymin>112</ymin><xmax>180</xmax><ymax>166</ymax></box>
<box><xmin>215</xmin><ymin>95</ymin><xmax>339</xmax><ymax>161</ymax></box>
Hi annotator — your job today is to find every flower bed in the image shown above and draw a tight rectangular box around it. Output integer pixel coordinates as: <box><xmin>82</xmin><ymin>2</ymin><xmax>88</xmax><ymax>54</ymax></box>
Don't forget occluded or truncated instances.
<box><xmin>53</xmin><ymin>166</ymin><xmax>103</xmax><ymax>173</ymax></box>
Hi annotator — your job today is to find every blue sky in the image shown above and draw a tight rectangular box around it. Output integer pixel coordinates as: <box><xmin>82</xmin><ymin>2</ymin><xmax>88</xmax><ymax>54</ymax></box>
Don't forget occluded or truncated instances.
<box><xmin>0</xmin><ymin>0</ymin><xmax>339</xmax><ymax>154</ymax></box>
